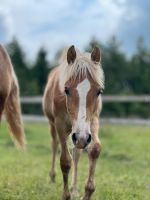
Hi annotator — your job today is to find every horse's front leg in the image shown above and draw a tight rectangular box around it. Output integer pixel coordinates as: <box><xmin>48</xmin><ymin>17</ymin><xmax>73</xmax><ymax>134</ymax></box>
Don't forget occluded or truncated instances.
<box><xmin>70</xmin><ymin>148</ymin><xmax>82</xmax><ymax>196</ymax></box>
<box><xmin>60</xmin><ymin>145</ymin><xmax>72</xmax><ymax>200</ymax></box>
<box><xmin>81</xmin><ymin>118</ymin><xmax>101</xmax><ymax>200</ymax></box>
<box><xmin>49</xmin><ymin>124</ymin><xmax>58</xmax><ymax>182</ymax></box>
<box><xmin>56</xmin><ymin>121</ymin><xmax>72</xmax><ymax>200</ymax></box>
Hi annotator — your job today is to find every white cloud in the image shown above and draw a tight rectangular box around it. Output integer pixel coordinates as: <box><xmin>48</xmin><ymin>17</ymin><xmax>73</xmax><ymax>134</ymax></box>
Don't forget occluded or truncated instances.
<box><xmin>0</xmin><ymin>0</ymin><xmax>142</xmax><ymax>59</ymax></box>
<box><xmin>0</xmin><ymin>6</ymin><xmax>14</xmax><ymax>43</ymax></box>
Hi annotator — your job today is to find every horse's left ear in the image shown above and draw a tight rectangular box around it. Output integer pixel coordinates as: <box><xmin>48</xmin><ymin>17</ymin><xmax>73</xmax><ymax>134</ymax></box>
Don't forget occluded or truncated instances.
<box><xmin>67</xmin><ymin>45</ymin><xmax>76</xmax><ymax>64</ymax></box>
<box><xmin>91</xmin><ymin>46</ymin><xmax>101</xmax><ymax>63</ymax></box>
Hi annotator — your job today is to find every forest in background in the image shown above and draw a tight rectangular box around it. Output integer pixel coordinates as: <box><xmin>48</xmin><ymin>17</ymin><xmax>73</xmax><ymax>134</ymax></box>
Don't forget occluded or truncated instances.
<box><xmin>5</xmin><ymin>36</ymin><xmax>150</xmax><ymax>118</ymax></box>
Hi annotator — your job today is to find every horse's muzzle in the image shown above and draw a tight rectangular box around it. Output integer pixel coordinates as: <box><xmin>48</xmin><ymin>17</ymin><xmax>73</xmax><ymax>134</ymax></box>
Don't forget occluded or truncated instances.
<box><xmin>72</xmin><ymin>132</ymin><xmax>91</xmax><ymax>149</ymax></box>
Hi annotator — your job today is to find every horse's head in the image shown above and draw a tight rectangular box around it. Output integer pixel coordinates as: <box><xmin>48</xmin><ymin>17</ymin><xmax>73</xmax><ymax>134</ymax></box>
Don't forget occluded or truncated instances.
<box><xmin>59</xmin><ymin>45</ymin><xmax>104</xmax><ymax>149</ymax></box>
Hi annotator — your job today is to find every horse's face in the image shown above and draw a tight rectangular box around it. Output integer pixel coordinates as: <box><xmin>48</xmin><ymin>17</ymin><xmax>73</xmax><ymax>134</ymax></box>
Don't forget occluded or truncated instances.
<box><xmin>64</xmin><ymin>46</ymin><xmax>103</xmax><ymax>149</ymax></box>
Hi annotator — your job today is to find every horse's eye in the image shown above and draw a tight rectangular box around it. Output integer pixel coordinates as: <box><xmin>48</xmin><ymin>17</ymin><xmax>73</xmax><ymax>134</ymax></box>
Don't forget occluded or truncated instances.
<box><xmin>96</xmin><ymin>89</ymin><xmax>103</xmax><ymax>96</ymax></box>
<box><xmin>64</xmin><ymin>87</ymin><xmax>70</xmax><ymax>96</ymax></box>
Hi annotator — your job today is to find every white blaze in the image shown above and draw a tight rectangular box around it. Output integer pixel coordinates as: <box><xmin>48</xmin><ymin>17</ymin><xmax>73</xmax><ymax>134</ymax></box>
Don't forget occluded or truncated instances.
<box><xmin>73</xmin><ymin>79</ymin><xmax>91</xmax><ymax>137</ymax></box>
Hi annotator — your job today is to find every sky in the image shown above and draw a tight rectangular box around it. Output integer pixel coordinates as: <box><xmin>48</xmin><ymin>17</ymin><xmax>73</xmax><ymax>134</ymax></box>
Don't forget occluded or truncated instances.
<box><xmin>0</xmin><ymin>0</ymin><xmax>150</xmax><ymax>60</ymax></box>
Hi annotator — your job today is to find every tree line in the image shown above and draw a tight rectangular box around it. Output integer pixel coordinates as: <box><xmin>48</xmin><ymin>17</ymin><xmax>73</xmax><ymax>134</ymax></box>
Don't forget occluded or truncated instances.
<box><xmin>5</xmin><ymin>36</ymin><xmax>150</xmax><ymax>117</ymax></box>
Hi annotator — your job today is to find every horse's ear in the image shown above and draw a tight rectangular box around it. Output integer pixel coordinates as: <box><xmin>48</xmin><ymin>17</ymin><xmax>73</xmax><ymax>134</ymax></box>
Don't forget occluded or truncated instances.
<box><xmin>67</xmin><ymin>45</ymin><xmax>76</xmax><ymax>64</ymax></box>
<box><xmin>91</xmin><ymin>46</ymin><xmax>101</xmax><ymax>63</ymax></box>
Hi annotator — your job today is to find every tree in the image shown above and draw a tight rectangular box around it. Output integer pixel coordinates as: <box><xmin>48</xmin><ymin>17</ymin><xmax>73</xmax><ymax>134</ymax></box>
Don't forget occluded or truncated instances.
<box><xmin>6</xmin><ymin>38</ymin><xmax>29</xmax><ymax>95</ymax></box>
<box><xmin>103</xmin><ymin>36</ymin><xmax>130</xmax><ymax>94</ymax></box>
<box><xmin>32</xmin><ymin>47</ymin><xmax>49</xmax><ymax>94</ymax></box>
<box><xmin>129</xmin><ymin>37</ymin><xmax>150</xmax><ymax>94</ymax></box>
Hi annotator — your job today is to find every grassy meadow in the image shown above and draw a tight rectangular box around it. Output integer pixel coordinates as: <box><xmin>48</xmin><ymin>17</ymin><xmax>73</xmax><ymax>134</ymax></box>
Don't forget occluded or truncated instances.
<box><xmin>0</xmin><ymin>122</ymin><xmax>150</xmax><ymax>200</ymax></box>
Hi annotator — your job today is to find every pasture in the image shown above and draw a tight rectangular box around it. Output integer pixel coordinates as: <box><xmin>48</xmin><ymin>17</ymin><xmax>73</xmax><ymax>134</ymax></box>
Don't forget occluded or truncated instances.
<box><xmin>0</xmin><ymin>122</ymin><xmax>150</xmax><ymax>200</ymax></box>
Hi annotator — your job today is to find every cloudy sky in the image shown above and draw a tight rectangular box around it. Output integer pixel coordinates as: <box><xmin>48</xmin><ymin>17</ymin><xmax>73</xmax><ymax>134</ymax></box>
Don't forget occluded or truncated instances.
<box><xmin>0</xmin><ymin>0</ymin><xmax>149</xmax><ymax>60</ymax></box>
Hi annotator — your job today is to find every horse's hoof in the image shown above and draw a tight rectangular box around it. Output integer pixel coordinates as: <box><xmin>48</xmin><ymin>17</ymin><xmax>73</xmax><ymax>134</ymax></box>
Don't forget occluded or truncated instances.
<box><xmin>70</xmin><ymin>186</ymin><xmax>79</xmax><ymax>197</ymax></box>
<box><xmin>80</xmin><ymin>197</ymin><xmax>89</xmax><ymax>200</ymax></box>
<box><xmin>49</xmin><ymin>172</ymin><xmax>56</xmax><ymax>183</ymax></box>
<box><xmin>62</xmin><ymin>195</ymin><xmax>71</xmax><ymax>200</ymax></box>
<box><xmin>65</xmin><ymin>197</ymin><xmax>71</xmax><ymax>200</ymax></box>
<box><xmin>62</xmin><ymin>191</ymin><xmax>71</xmax><ymax>200</ymax></box>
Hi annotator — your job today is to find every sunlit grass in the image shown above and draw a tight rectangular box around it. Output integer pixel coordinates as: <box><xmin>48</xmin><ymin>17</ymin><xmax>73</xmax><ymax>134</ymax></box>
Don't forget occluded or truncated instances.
<box><xmin>0</xmin><ymin>122</ymin><xmax>150</xmax><ymax>200</ymax></box>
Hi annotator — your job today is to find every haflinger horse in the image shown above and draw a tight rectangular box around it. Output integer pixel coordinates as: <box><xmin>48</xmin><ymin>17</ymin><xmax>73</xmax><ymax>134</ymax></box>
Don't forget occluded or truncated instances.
<box><xmin>0</xmin><ymin>45</ymin><xmax>25</xmax><ymax>148</ymax></box>
<box><xmin>43</xmin><ymin>45</ymin><xmax>104</xmax><ymax>200</ymax></box>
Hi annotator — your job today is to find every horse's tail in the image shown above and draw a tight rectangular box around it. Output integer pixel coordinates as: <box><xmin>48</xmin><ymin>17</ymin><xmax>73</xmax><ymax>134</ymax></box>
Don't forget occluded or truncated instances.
<box><xmin>0</xmin><ymin>44</ymin><xmax>25</xmax><ymax>149</ymax></box>
<box><xmin>5</xmin><ymin>78</ymin><xmax>26</xmax><ymax>149</ymax></box>
<box><xmin>0</xmin><ymin>96</ymin><xmax>5</xmax><ymax>122</ymax></box>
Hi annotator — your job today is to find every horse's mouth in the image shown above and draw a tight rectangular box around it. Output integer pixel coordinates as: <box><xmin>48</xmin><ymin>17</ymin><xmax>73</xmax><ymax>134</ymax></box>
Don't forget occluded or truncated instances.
<box><xmin>75</xmin><ymin>139</ymin><xmax>89</xmax><ymax>149</ymax></box>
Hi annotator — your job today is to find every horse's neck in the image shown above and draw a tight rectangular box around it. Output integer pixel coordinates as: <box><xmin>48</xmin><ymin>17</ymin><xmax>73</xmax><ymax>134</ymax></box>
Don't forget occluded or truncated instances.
<box><xmin>48</xmin><ymin>67</ymin><xmax>67</xmax><ymax>116</ymax></box>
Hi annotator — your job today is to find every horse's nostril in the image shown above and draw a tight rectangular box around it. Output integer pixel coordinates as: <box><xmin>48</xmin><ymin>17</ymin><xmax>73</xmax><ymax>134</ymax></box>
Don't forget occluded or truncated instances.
<box><xmin>87</xmin><ymin>134</ymin><xmax>91</xmax><ymax>144</ymax></box>
<box><xmin>72</xmin><ymin>133</ymin><xmax>77</xmax><ymax>145</ymax></box>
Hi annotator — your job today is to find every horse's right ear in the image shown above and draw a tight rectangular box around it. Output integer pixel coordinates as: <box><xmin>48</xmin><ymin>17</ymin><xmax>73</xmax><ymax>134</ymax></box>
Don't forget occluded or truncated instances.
<box><xmin>67</xmin><ymin>45</ymin><xmax>76</xmax><ymax>64</ymax></box>
<box><xmin>91</xmin><ymin>46</ymin><xmax>101</xmax><ymax>63</ymax></box>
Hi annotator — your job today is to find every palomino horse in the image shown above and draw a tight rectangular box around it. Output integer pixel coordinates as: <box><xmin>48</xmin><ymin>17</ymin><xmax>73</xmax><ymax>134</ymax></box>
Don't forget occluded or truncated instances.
<box><xmin>43</xmin><ymin>45</ymin><xmax>104</xmax><ymax>200</ymax></box>
<box><xmin>0</xmin><ymin>45</ymin><xmax>25</xmax><ymax>148</ymax></box>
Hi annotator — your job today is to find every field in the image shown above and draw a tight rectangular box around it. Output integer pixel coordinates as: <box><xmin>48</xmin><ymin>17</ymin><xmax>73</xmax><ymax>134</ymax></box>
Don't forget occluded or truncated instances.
<box><xmin>0</xmin><ymin>122</ymin><xmax>150</xmax><ymax>200</ymax></box>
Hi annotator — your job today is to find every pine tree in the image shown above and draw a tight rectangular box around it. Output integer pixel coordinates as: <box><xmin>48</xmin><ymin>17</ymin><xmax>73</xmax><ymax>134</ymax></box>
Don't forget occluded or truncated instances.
<box><xmin>33</xmin><ymin>47</ymin><xmax>49</xmax><ymax>94</ymax></box>
<box><xmin>130</xmin><ymin>37</ymin><xmax>150</xmax><ymax>94</ymax></box>
<box><xmin>104</xmin><ymin>36</ymin><xmax>130</xmax><ymax>94</ymax></box>
<box><xmin>6</xmin><ymin>38</ymin><xmax>29</xmax><ymax>95</ymax></box>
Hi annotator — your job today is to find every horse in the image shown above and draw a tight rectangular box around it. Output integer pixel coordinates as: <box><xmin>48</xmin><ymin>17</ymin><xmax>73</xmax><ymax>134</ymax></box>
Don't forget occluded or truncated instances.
<box><xmin>0</xmin><ymin>45</ymin><xmax>25</xmax><ymax>148</ymax></box>
<box><xmin>43</xmin><ymin>45</ymin><xmax>104</xmax><ymax>200</ymax></box>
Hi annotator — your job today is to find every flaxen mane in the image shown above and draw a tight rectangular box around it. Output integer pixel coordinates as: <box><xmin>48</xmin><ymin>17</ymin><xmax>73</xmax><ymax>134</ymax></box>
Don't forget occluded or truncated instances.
<box><xmin>58</xmin><ymin>47</ymin><xmax>104</xmax><ymax>92</ymax></box>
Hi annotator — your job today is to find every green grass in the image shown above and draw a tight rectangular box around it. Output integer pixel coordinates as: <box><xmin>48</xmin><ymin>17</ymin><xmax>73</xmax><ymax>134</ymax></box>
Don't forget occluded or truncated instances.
<box><xmin>0</xmin><ymin>122</ymin><xmax>150</xmax><ymax>200</ymax></box>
